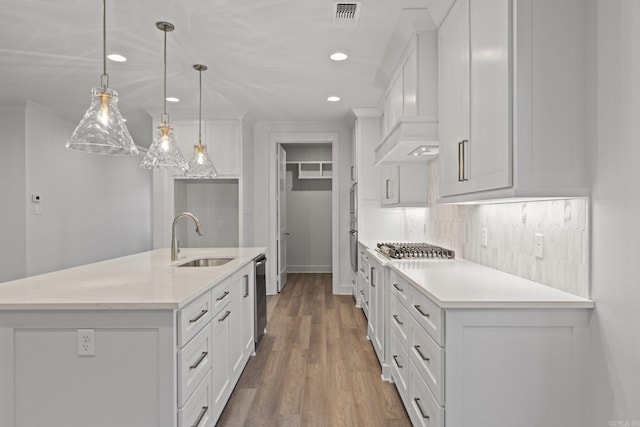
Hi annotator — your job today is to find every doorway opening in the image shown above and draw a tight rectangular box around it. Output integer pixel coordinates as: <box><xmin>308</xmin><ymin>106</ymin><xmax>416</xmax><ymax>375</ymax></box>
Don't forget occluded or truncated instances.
<box><xmin>269</xmin><ymin>132</ymin><xmax>340</xmax><ymax>294</ymax></box>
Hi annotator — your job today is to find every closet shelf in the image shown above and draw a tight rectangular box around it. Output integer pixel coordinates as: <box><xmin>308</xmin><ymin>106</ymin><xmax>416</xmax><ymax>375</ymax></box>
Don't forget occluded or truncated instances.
<box><xmin>286</xmin><ymin>161</ymin><xmax>332</xmax><ymax>179</ymax></box>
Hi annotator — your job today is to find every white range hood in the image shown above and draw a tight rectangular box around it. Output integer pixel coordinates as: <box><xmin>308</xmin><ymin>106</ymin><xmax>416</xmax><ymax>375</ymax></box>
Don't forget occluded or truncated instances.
<box><xmin>374</xmin><ymin>116</ymin><xmax>439</xmax><ymax>165</ymax></box>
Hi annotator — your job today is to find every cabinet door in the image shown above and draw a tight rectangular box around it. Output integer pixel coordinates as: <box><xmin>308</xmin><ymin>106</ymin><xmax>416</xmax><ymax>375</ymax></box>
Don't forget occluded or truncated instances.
<box><xmin>384</xmin><ymin>73</ymin><xmax>404</xmax><ymax>135</ymax></box>
<box><xmin>207</xmin><ymin>121</ymin><xmax>240</xmax><ymax>177</ymax></box>
<box><xmin>211</xmin><ymin>305</ymin><xmax>230</xmax><ymax>415</ymax></box>
<box><xmin>438</xmin><ymin>0</ymin><xmax>471</xmax><ymax>197</ymax></box>
<box><xmin>241</xmin><ymin>269</ymin><xmax>255</xmax><ymax>357</ymax></box>
<box><xmin>403</xmin><ymin>45</ymin><xmax>418</xmax><ymax>117</ymax></box>
<box><xmin>228</xmin><ymin>272</ymin><xmax>244</xmax><ymax>378</ymax></box>
<box><xmin>468</xmin><ymin>0</ymin><xmax>512</xmax><ymax>193</ymax></box>
<box><xmin>381</xmin><ymin>166</ymin><xmax>400</xmax><ymax>206</ymax></box>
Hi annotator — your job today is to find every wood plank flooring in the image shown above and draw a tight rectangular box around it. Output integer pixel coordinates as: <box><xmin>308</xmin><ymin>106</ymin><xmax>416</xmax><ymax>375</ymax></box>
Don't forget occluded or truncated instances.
<box><xmin>217</xmin><ymin>273</ymin><xmax>411</xmax><ymax>426</ymax></box>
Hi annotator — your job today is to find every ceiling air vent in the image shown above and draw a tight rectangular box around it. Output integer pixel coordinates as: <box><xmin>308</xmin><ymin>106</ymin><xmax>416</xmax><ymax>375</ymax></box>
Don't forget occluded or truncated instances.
<box><xmin>333</xmin><ymin>2</ymin><xmax>361</xmax><ymax>27</ymax></box>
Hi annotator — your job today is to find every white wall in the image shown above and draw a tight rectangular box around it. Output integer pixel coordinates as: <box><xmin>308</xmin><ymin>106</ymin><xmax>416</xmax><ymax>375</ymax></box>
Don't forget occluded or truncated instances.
<box><xmin>241</xmin><ymin>121</ymin><xmax>254</xmax><ymax>246</ymax></box>
<box><xmin>587</xmin><ymin>1</ymin><xmax>640</xmax><ymax>424</ymax></box>
<box><xmin>24</xmin><ymin>102</ymin><xmax>153</xmax><ymax>276</ymax></box>
<box><xmin>0</xmin><ymin>105</ymin><xmax>27</xmax><ymax>282</ymax></box>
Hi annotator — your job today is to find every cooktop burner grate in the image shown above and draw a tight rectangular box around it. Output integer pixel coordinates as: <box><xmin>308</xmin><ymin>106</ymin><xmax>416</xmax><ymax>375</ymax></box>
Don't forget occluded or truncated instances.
<box><xmin>376</xmin><ymin>242</ymin><xmax>455</xmax><ymax>259</ymax></box>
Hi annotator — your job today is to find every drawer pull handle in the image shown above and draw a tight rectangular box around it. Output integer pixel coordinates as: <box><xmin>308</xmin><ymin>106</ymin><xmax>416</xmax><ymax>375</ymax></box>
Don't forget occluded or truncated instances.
<box><xmin>393</xmin><ymin>283</ymin><xmax>403</xmax><ymax>292</ymax></box>
<box><xmin>414</xmin><ymin>304</ymin><xmax>431</xmax><ymax>318</ymax></box>
<box><xmin>392</xmin><ymin>355</ymin><xmax>403</xmax><ymax>369</ymax></box>
<box><xmin>192</xmin><ymin>406</ymin><xmax>209</xmax><ymax>427</ymax></box>
<box><xmin>243</xmin><ymin>275</ymin><xmax>250</xmax><ymax>298</ymax></box>
<box><xmin>393</xmin><ymin>314</ymin><xmax>403</xmax><ymax>325</ymax></box>
<box><xmin>189</xmin><ymin>351</ymin><xmax>209</xmax><ymax>370</ymax></box>
<box><xmin>414</xmin><ymin>398</ymin><xmax>430</xmax><ymax>419</ymax></box>
<box><xmin>216</xmin><ymin>290</ymin><xmax>230</xmax><ymax>301</ymax></box>
<box><xmin>218</xmin><ymin>310</ymin><xmax>231</xmax><ymax>322</ymax></box>
<box><xmin>414</xmin><ymin>345</ymin><xmax>430</xmax><ymax>362</ymax></box>
<box><xmin>189</xmin><ymin>309</ymin><xmax>208</xmax><ymax>324</ymax></box>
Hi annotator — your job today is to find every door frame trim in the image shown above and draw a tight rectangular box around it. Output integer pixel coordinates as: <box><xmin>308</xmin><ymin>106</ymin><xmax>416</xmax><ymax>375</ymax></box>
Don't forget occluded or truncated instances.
<box><xmin>268</xmin><ymin>131</ymin><xmax>340</xmax><ymax>294</ymax></box>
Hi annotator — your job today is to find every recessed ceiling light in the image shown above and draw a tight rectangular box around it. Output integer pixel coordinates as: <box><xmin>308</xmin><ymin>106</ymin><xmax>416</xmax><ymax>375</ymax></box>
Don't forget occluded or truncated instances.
<box><xmin>166</xmin><ymin>97</ymin><xmax>180</xmax><ymax>103</ymax></box>
<box><xmin>330</xmin><ymin>52</ymin><xmax>348</xmax><ymax>61</ymax></box>
<box><xmin>327</xmin><ymin>96</ymin><xmax>341</xmax><ymax>102</ymax></box>
<box><xmin>107</xmin><ymin>54</ymin><xmax>127</xmax><ymax>62</ymax></box>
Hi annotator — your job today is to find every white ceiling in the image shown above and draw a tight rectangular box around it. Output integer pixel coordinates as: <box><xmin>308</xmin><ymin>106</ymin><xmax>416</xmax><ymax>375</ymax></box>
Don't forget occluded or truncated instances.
<box><xmin>0</xmin><ymin>0</ymin><xmax>433</xmax><ymax>124</ymax></box>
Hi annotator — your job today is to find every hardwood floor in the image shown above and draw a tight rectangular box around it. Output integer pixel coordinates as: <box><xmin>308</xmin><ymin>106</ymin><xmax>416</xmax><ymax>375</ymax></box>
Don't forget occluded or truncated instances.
<box><xmin>217</xmin><ymin>273</ymin><xmax>411</xmax><ymax>426</ymax></box>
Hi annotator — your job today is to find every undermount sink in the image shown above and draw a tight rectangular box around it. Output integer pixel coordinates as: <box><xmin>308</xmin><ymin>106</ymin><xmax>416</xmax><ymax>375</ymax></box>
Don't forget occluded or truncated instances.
<box><xmin>177</xmin><ymin>257</ymin><xmax>235</xmax><ymax>267</ymax></box>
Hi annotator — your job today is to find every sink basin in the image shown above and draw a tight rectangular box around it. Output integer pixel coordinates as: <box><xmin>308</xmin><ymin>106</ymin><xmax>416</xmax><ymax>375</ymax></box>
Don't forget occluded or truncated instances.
<box><xmin>177</xmin><ymin>257</ymin><xmax>235</xmax><ymax>267</ymax></box>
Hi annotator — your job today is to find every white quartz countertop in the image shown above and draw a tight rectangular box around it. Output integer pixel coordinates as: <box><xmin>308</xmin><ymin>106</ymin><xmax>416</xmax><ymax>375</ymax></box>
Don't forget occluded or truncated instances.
<box><xmin>0</xmin><ymin>247</ymin><xmax>266</xmax><ymax>310</ymax></box>
<box><xmin>363</xmin><ymin>246</ymin><xmax>594</xmax><ymax>309</ymax></box>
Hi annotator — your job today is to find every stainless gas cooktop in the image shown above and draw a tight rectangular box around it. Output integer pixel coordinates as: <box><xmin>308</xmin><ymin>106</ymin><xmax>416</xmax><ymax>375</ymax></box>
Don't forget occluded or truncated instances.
<box><xmin>376</xmin><ymin>242</ymin><xmax>455</xmax><ymax>260</ymax></box>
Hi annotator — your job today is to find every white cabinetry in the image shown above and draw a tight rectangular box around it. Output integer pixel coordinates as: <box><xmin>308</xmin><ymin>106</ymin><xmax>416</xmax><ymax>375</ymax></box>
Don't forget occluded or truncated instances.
<box><xmin>381</xmin><ymin>164</ymin><xmax>428</xmax><ymax>207</ymax></box>
<box><xmin>356</xmin><ymin>242</ymin><xmax>370</xmax><ymax>315</ymax></box>
<box><xmin>367</xmin><ymin>253</ymin><xmax>388</xmax><ymax>378</ymax></box>
<box><xmin>437</xmin><ymin>0</ymin><xmax>589</xmax><ymax>202</ymax></box>
<box><xmin>388</xmin><ymin>269</ymin><xmax>589</xmax><ymax>427</ymax></box>
<box><xmin>381</xmin><ymin>31</ymin><xmax>438</xmax><ymax>138</ymax></box>
<box><xmin>173</xmin><ymin>120</ymin><xmax>241</xmax><ymax>178</ymax></box>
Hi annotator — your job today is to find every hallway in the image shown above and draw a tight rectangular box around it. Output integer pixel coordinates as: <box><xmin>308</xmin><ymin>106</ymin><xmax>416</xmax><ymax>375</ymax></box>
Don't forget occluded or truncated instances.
<box><xmin>217</xmin><ymin>273</ymin><xmax>411</xmax><ymax>426</ymax></box>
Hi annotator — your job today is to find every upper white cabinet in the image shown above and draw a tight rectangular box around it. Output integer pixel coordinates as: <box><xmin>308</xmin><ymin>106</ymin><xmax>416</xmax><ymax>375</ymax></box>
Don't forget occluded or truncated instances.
<box><xmin>173</xmin><ymin>120</ymin><xmax>241</xmax><ymax>178</ymax></box>
<box><xmin>436</xmin><ymin>0</ymin><xmax>589</xmax><ymax>202</ymax></box>
<box><xmin>376</xmin><ymin>30</ymin><xmax>440</xmax><ymax>166</ymax></box>
<box><xmin>381</xmin><ymin>164</ymin><xmax>428</xmax><ymax>207</ymax></box>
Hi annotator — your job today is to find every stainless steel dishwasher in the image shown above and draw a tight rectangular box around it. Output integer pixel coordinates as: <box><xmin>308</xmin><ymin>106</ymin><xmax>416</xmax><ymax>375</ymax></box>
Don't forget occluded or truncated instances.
<box><xmin>254</xmin><ymin>254</ymin><xmax>267</xmax><ymax>348</ymax></box>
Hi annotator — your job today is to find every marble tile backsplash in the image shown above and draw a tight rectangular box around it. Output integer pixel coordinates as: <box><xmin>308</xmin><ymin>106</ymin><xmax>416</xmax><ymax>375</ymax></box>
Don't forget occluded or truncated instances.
<box><xmin>405</xmin><ymin>159</ymin><xmax>590</xmax><ymax>298</ymax></box>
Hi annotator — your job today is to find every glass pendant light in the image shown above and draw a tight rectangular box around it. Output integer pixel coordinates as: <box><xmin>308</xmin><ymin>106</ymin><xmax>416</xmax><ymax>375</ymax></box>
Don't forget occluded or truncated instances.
<box><xmin>186</xmin><ymin>64</ymin><xmax>217</xmax><ymax>178</ymax></box>
<box><xmin>66</xmin><ymin>0</ymin><xmax>138</xmax><ymax>155</ymax></box>
<box><xmin>140</xmin><ymin>22</ymin><xmax>188</xmax><ymax>171</ymax></box>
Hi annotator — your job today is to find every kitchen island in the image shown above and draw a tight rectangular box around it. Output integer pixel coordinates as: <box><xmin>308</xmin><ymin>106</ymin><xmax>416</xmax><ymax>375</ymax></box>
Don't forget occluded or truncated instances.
<box><xmin>0</xmin><ymin>247</ymin><xmax>265</xmax><ymax>427</ymax></box>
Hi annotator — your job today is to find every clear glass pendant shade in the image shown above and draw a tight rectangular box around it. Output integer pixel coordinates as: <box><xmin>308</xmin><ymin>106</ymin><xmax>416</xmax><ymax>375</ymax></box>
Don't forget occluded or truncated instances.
<box><xmin>66</xmin><ymin>87</ymin><xmax>138</xmax><ymax>155</ymax></box>
<box><xmin>140</xmin><ymin>123</ymin><xmax>189</xmax><ymax>170</ymax></box>
<box><xmin>186</xmin><ymin>144</ymin><xmax>217</xmax><ymax>178</ymax></box>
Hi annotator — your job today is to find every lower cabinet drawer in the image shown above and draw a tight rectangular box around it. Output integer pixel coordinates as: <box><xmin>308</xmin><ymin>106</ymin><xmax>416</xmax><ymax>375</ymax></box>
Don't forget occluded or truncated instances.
<box><xmin>179</xmin><ymin>371</ymin><xmax>212</xmax><ymax>427</ymax></box>
<box><xmin>409</xmin><ymin>361</ymin><xmax>444</xmax><ymax>427</ymax></box>
<box><xmin>178</xmin><ymin>291</ymin><xmax>212</xmax><ymax>347</ymax></box>
<box><xmin>178</xmin><ymin>323</ymin><xmax>212</xmax><ymax>406</ymax></box>
<box><xmin>390</xmin><ymin>294</ymin><xmax>410</xmax><ymax>345</ymax></box>
<box><xmin>390</xmin><ymin>330</ymin><xmax>409</xmax><ymax>399</ymax></box>
<box><xmin>410</xmin><ymin>322</ymin><xmax>445</xmax><ymax>405</ymax></box>
<box><xmin>411</xmin><ymin>288</ymin><xmax>444</xmax><ymax>346</ymax></box>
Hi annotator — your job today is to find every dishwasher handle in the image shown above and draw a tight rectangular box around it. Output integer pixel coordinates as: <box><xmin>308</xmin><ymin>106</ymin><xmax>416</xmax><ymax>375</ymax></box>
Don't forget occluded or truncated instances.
<box><xmin>254</xmin><ymin>254</ymin><xmax>267</xmax><ymax>266</ymax></box>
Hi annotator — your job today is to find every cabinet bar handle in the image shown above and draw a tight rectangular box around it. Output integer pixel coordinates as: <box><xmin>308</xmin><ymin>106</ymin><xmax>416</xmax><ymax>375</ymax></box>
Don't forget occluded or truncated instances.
<box><xmin>189</xmin><ymin>351</ymin><xmax>209</xmax><ymax>370</ymax></box>
<box><xmin>393</xmin><ymin>314</ymin><xmax>403</xmax><ymax>325</ymax></box>
<box><xmin>243</xmin><ymin>275</ymin><xmax>249</xmax><ymax>298</ymax></box>
<box><xmin>218</xmin><ymin>310</ymin><xmax>231</xmax><ymax>322</ymax></box>
<box><xmin>216</xmin><ymin>290</ymin><xmax>229</xmax><ymax>301</ymax></box>
<box><xmin>385</xmin><ymin>179</ymin><xmax>391</xmax><ymax>199</ymax></box>
<box><xmin>393</xmin><ymin>283</ymin><xmax>403</xmax><ymax>292</ymax></box>
<box><xmin>189</xmin><ymin>309</ymin><xmax>208</xmax><ymax>324</ymax></box>
<box><xmin>458</xmin><ymin>140</ymin><xmax>464</xmax><ymax>181</ymax></box>
<box><xmin>414</xmin><ymin>304</ymin><xmax>431</xmax><ymax>318</ymax></box>
<box><xmin>393</xmin><ymin>355</ymin><xmax>403</xmax><ymax>369</ymax></box>
<box><xmin>414</xmin><ymin>398</ymin><xmax>430</xmax><ymax>419</ymax></box>
<box><xmin>351</xmin><ymin>165</ymin><xmax>355</xmax><ymax>180</ymax></box>
<box><xmin>191</xmin><ymin>406</ymin><xmax>209</xmax><ymax>427</ymax></box>
<box><xmin>414</xmin><ymin>345</ymin><xmax>430</xmax><ymax>362</ymax></box>
<box><xmin>370</xmin><ymin>268</ymin><xmax>375</xmax><ymax>287</ymax></box>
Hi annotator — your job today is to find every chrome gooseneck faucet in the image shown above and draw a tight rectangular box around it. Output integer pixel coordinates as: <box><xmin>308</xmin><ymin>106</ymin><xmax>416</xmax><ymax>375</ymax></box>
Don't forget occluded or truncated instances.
<box><xmin>171</xmin><ymin>212</ymin><xmax>204</xmax><ymax>261</ymax></box>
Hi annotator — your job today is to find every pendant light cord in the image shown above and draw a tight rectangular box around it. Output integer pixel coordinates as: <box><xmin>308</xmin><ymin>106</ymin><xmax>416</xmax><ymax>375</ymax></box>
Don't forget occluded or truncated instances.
<box><xmin>163</xmin><ymin>29</ymin><xmax>167</xmax><ymax>119</ymax></box>
<box><xmin>101</xmin><ymin>0</ymin><xmax>108</xmax><ymax>89</ymax></box>
<box><xmin>198</xmin><ymin>68</ymin><xmax>202</xmax><ymax>146</ymax></box>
